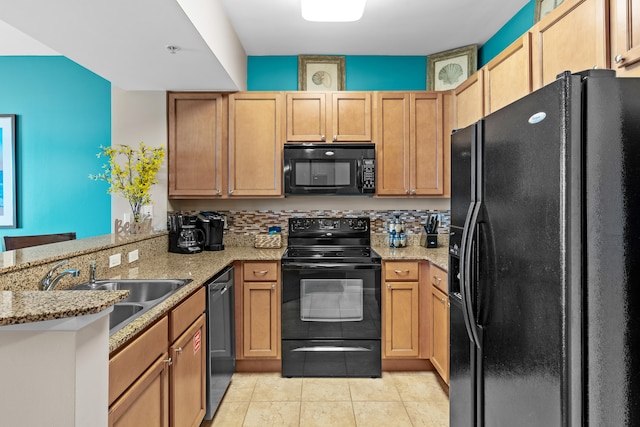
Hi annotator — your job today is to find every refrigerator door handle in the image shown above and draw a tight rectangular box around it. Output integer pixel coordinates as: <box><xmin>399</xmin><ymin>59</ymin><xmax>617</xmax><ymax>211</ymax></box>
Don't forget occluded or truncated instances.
<box><xmin>459</xmin><ymin>202</ymin><xmax>478</xmax><ymax>346</ymax></box>
<box><xmin>463</xmin><ymin>201</ymin><xmax>482</xmax><ymax>348</ymax></box>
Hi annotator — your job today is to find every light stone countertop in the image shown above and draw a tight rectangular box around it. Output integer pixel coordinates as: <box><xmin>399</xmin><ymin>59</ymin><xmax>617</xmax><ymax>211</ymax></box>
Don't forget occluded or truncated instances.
<box><xmin>0</xmin><ymin>236</ymin><xmax>449</xmax><ymax>353</ymax></box>
<box><xmin>0</xmin><ymin>290</ymin><xmax>129</xmax><ymax>326</ymax></box>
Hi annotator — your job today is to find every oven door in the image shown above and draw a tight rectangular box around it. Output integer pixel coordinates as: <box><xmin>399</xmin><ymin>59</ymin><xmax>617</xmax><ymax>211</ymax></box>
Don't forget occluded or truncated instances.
<box><xmin>281</xmin><ymin>262</ymin><xmax>381</xmax><ymax>377</ymax></box>
<box><xmin>281</xmin><ymin>262</ymin><xmax>381</xmax><ymax>340</ymax></box>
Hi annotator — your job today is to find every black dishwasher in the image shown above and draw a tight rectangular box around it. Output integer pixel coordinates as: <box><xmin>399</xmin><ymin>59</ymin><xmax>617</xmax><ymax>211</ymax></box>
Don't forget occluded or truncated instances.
<box><xmin>204</xmin><ymin>266</ymin><xmax>235</xmax><ymax>420</ymax></box>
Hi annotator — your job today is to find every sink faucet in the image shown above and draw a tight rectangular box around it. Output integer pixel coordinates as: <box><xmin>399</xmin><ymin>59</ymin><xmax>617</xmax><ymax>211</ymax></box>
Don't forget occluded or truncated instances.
<box><xmin>41</xmin><ymin>260</ymin><xmax>80</xmax><ymax>291</ymax></box>
<box><xmin>89</xmin><ymin>260</ymin><xmax>97</xmax><ymax>284</ymax></box>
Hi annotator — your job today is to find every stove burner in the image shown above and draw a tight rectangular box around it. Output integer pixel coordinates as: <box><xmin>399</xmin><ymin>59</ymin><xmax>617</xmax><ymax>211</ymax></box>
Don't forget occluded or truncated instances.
<box><xmin>282</xmin><ymin>217</ymin><xmax>379</xmax><ymax>264</ymax></box>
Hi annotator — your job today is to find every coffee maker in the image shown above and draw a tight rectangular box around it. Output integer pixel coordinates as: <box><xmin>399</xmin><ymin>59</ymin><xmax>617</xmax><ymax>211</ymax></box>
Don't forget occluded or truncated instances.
<box><xmin>168</xmin><ymin>213</ymin><xmax>205</xmax><ymax>254</ymax></box>
<box><xmin>196</xmin><ymin>211</ymin><xmax>225</xmax><ymax>251</ymax></box>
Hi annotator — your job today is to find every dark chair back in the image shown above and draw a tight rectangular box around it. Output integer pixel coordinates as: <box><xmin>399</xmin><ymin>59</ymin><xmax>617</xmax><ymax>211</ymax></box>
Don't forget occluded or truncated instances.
<box><xmin>4</xmin><ymin>232</ymin><xmax>77</xmax><ymax>251</ymax></box>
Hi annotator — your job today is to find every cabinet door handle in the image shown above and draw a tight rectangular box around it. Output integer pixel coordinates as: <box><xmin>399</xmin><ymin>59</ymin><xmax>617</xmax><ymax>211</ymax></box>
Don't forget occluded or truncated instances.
<box><xmin>253</xmin><ymin>270</ymin><xmax>269</xmax><ymax>275</ymax></box>
<box><xmin>271</xmin><ymin>283</ymin><xmax>276</xmax><ymax>290</ymax></box>
<box><xmin>175</xmin><ymin>347</ymin><xmax>183</xmax><ymax>355</ymax></box>
<box><xmin>163</xmin><ymin>357</ymin><xmax>173</xmax><ymax>366</ymax></box>
<box><xmin>433</xmin><ymin>276</ymin><xmax>442</xmax><ymax>282</ymax></box>
<box><xmin>321</xmin><ymin>135</ymin><xmax>326</xmax><ymax>141</ymax></box>
<box><xmin>615</xmin><ymin>54</ymin><xmax>624</xmax><ymax>64</ymax></box>
<box><xmin>394</xmin><ymin>269</ymin><xmax>410</xmax><ymax>275</ymax></box>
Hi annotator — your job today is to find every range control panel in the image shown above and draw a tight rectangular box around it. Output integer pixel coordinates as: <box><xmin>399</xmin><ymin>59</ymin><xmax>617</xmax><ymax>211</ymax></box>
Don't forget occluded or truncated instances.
<box><xmin>289</xmin><ymin>217</ymin><xmax>370</xmax><ymax>234</ymax></box>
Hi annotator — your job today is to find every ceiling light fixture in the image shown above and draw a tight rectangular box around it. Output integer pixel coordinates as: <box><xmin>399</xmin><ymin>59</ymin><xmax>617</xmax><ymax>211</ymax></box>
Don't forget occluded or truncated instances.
<box><xmin>301</xmin><ymin>0</ymin><xmax>366</xmax><ymax>22</ymax></box>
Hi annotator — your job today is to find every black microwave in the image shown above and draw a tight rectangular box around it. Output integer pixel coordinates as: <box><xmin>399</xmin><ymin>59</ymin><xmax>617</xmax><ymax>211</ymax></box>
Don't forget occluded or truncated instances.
<box><xmin>284</xmin><ymin>143</ymin><xmax>376</xmax><ymax>195</ymax></box>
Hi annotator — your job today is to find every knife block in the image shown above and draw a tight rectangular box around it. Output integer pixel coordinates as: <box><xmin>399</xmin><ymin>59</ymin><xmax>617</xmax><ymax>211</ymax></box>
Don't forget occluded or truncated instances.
<box><xmin>420</xmin><ymin>227</ymin><xmax>438</xmax><ymax>248</ymax></box>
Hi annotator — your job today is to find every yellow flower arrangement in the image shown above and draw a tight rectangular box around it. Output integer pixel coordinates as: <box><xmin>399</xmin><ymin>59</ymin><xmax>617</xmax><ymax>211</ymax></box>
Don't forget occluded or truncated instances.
<box><xmin>90</xmin><ymin>143</ymin><xmax>165</xmax><ymax>222</ymax></box>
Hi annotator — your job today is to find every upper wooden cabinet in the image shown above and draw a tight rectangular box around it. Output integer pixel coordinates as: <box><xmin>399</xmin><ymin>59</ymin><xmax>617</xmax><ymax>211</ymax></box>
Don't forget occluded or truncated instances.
<box><xmin>611</xmin><ymin>0</ymin><xmax>640</xmax><ymax>76</ymax></box>
<box><xmin>454</xmin><ymin>69</ymin><xmax>484</xmax><ymax>129</ymax></box>
<box><xmin>286</xmin><ymin>92</ymin><xmax>372</xmax><ymax>142</ymax></box>
<box><xmin>376</xmin><ymin>92</ymin><xmax>445</xmax><ymax>197</ymax></box>
<box><xmin>228</xmin><ymin>92</ymin><xmax>283</xmax><ymax>197</ymax></box>
<box><xmin>484</xmin><ymin>33</ymin><xmax>533</xmax><ymax>115</ymax></box>
<box><xmin>531</xmin><ymin>0</ymin><xmax>610</xmax><ymax>89</ymax></box>
<box><xmin>168</xmin><ymin>92</ymin><xmax>227</xmax><ymax>198</ymax></box>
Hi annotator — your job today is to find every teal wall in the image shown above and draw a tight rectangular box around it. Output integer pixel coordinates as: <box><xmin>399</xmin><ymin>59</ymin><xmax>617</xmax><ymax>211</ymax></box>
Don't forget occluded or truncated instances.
<box><xmin>0</xmin><ymin>56</ymin><xmax>111</xmax><ymax>246</ymax></box>
<box><xmin>248</xmin><ymin>1</ymin><xmax>535</xmax><ymax>90</ymax></box>
<box><xmin>478</xmin><ymin>1</ymin><xmax>534</xmax><ymax>67</ymax></box>
<box><xmin>248</xmin><ymin>56</ymin><xmax>427</xmax><ymax>90</ymax></box>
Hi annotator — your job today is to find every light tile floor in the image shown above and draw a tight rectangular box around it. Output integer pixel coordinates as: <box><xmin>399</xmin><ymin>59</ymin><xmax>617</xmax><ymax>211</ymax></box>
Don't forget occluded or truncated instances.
<box><xmin>201</xmin><ymin>371</ymin><xmax>449</xmax><ymax>427</ymax></box>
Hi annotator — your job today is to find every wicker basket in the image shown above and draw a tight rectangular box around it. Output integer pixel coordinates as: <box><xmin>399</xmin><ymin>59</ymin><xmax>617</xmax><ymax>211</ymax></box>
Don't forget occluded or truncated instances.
<box><xmin>254</xmin><ymin>234</ymin><xmax>282</xmax><ymax>249</ymax></box>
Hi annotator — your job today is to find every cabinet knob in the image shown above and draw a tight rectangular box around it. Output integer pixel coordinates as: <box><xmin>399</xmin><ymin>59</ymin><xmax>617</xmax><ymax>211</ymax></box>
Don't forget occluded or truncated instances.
<box><xmin>175</xmin><ymin>347</ymin><xmax>183</xmax><ymax>354</ymax></box>
<box><xmin>229</xmin><ymin>189</ymin><xmax>234</xmax><ymax>195</ymax></box>
<box><xmin>216</xmin><ymin>189</ymin><xmax>221</xmax><ymax>196</ymax></box>
<box><xmin>615</xmin><ymin>54</ymin><xmax>624</xmax><ymax>64</ymax></box>
<box><xmin>321</xmin><ymin>135</ymin><xmax>326</xmax><ymax>141</ymax></box>
<box><xmin>410</xmin><ymin>189</ymin><xmax>416</xmax><ymax>195</ymax></box>
<box><xmin>164</xmin><ymin>357</ymin><xmax>173</xmax><ymax>366</ymax></box>
<box><xmin>387</xmin><ymin>284</ymin><xmax>392</xmax><ymax>289</ymax></box>
<box><xmin>271</xmin><ymin>283</ymin><xmax>276</xmax><ymax>290</ymax></box>
<box><xmin>405</xmin><ymin>189</ymin><xmax>410</xmax><ymax>195</ymax></box>
<box><xmin>333</xmin><ymin>135</ymin><xmax>337</xmax><ymax>142</ymax></box>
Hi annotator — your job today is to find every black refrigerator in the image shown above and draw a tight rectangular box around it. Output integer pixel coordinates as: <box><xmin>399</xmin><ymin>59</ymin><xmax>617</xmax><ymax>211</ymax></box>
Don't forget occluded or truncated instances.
<box><xmin>449</xmin><ymin>69</ymin><xmax>640</xmax><ymax>426</ymax></box>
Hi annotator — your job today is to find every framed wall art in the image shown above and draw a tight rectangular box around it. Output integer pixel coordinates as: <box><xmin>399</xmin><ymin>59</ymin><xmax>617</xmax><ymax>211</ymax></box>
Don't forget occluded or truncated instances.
<box><xmin>427</xmin><ymin>45</ymin><xmax>477</xmax><ymax>91</ymax></box>
<box><xmin>535</xmin><ymin>0</ymin><xmax>565</xmax><ymax>22</ymax></box>
<box><xmin>298</xmin><ymin>55</ymin><xmax>346</xmax><ymax>91</ymax></box>
<box><xmin>0</xmin><ymin>114</ymin><xmax>16</xmax><ymax>228</ymax></box>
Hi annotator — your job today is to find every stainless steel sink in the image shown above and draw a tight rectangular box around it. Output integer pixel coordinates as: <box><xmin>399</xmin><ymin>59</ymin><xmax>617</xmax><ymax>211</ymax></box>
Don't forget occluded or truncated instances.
<box><xmin>69</xmin><ymin>278</ymin><xmax>192</xmax><ymax>334</ymax></box>
<box><xmin>110</xmin><ymin>303</ymin><xmax>144</xmax><ymax>330</ymax></box>
<box><xmin>72</xmin><ymin>279</ymin><xmax>190</xmax><ymax>303</ymax></box>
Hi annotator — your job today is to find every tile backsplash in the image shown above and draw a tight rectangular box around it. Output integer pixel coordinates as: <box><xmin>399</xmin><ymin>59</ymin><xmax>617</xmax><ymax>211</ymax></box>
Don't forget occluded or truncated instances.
<box><xmin>214</xmin><ymin>209</ymin><xmax>450</xmax><ymax>237</ymax></box>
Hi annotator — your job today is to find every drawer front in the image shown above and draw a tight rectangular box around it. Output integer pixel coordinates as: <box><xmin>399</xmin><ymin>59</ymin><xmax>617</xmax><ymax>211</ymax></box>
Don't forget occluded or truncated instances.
<box><xmin>109</xmin><ymin>316</ymin><xmax>169</xmax><ymax>405</ymax></box>
<box><xmin>243</xmin><ymin>261</ymin><xmax>278</xmax><ymax>281</ymax></box>
<box><xmin>431</xmin><ymin>265</ymin><xmax>448</xmax><ymax>293</ymax></box>
<box><xmin>384</xmin><ymin>261</ymin><xmax>419</xmax><ymax>281</ymax></box>
<box><xmin>170</xmin><ymin>287</ymin><xmax>206</xmax><ymax>342</ymax></box>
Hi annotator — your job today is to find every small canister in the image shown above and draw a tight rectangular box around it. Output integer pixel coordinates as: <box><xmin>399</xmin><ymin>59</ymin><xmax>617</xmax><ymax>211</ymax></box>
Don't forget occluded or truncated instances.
<box><xmin>398</xmin><ymin>232</ymin><xmax>407</xmax><ymax>248</ymax></box>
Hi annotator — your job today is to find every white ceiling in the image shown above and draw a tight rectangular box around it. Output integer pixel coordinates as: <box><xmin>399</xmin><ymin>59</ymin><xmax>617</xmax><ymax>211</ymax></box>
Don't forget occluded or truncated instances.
<box><xmin>0</xmin><ymin>0</ymin><xmax>529</xmax><ymax>91</ymax></box>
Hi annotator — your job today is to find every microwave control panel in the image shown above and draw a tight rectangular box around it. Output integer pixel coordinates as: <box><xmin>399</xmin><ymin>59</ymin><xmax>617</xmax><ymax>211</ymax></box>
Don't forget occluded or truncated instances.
<box><xmin>362</xmin><ymin>159</ymin><xmax>376</xmax><ymax>191</ymax></box>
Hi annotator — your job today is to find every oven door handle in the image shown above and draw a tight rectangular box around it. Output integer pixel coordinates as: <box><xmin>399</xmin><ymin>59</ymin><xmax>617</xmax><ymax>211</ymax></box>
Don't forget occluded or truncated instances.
<box><xmin>292</xmin><ymin>346</ymin><xmax>371</xmax><ymax>352</ymax></box>
<box><xmin>281</xmin><ymin>262</ymin><xmax>381</xmax><ymax>270</ymax></box>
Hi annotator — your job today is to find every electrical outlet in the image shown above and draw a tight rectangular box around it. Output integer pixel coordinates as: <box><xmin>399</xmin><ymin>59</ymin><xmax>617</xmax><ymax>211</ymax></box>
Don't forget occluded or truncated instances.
<box><xmin>109</xmin><ymin>253</ymin><xmax>122</xmax><ymax>268</ymax></box>
<box><xmin>128</xmin><ymin>249</ymin><xmax>139</xmax><ymax>263</ymax></box>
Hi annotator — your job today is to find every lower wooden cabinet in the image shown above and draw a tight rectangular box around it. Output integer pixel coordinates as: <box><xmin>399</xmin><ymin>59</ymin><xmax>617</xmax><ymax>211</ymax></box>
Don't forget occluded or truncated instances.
<box><xmin>430</xmin><ymin>265</ymin><xmax>450</xmax><ymax>384</ymax></box>
<box><xmin>170</xmin><ymin>314</ymin><xmax>206</xmax><ymax>427</ymax></box>
<box><xmin>108</xmin><ymin>354</ymin><xmax>170</xmax><ymax>427</ymax></box>
<box><xmin>383</xmin><ymin>261</ymin><xmax>420</xmax><ymax>358</ymax></box>
<box><xmin>240</xmin><ymin>261</ymin><xmax>281</xmax><ymax>359</ymax></box>
<box><xmin>108</xmin><ymin>316</ymin><xmax>170</xmax><ymax>426</ymax></box>
<box><xmin>109</xmin><ymin>288</ymin><xmax>207</xmax><ymax>427</ymax></box>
